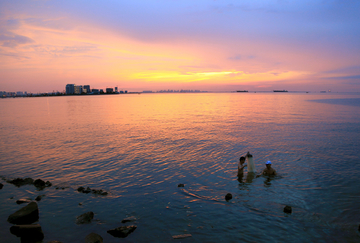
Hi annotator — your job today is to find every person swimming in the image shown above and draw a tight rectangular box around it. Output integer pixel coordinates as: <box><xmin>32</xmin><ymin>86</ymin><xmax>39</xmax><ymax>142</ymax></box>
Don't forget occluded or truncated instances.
<box><xmin>237</xmin><ymin>156</ymin><xmax>247</xmax><ymax>177</ymax></box>
<box><xmin>256</xmin><ymin>160</ymin><xmax>277</xmax><ymax>177</ymax></box>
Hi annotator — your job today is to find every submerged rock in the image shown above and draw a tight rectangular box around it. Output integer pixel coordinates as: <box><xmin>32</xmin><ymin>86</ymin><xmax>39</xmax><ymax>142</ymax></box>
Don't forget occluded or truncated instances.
<box><xmin>121</xmin><ymin>216</ymin><xmax>137</xmax><ymax>223</ymax></box>
<box><xmin>8</xmin><ymin>202</ymin><xmax>39</xmax><ymax>225</ymax></box>
<box><xmin>225</xmin><ymin>193</ymin><xmax>232</xmax><ymax>201</ymax></box>
<box><xmin>107</xmin><ymin>225</ymin><xmax>137</xmax><ymax>238</ymax></box>
<box><xmin>0</xmin><ymin>182</ymin><xmax>3</xmax><ymax>189</ymax></box>
<box><xmin>16</xmin><ymin>198</ymin><xmax>32</xmax><ymax>204</ymax></box>
<box><xmin>85</xmin><ymin>232</ymin><xmax>103</xmax><ymax>243</ymax></box>
<box><xmin>178</xmin><ymin>184</ymin><xmax>185</xmax><ymax>187</ymax></box>
<box><xmin>284</xmin><ymin>205</ymin><xmax>292</xmax><ymax>214</ymax></box>
<box><xmin>35</xmin><ymin>195</ymin><xmax>45</xmax><ymax>201</ymax></box>
<box><xmin>172</xmin><ymin>234</ymin><xmax>192</xmax><ymax>239</ymax></box>
<box><xmin>76</xmin><ymin>211</ymin><xmax>94</xmax><ymax>224</ymax></box>
<box><xmin>77</xmin><ymin>186</ymin><xmax>85</xmax><ymax>192</ymax></box>
<box><xmin>10</xmin><ymin>224</ymin><xmax>44</xmax><ymax>242</ymax></box>
<box><xmin>34</xmin><ymin>179</ymin><xmax>46</xmax><ymax>188</ymax></box>
<box><xmin>77</xmin><ymin>186</ymin><xmax>108</xmax><ymax>195</ymax></box>
<box><xmin>7</xmin><ymin>178</ymin><xmax>34</xmax><ymax>187</ymax></box>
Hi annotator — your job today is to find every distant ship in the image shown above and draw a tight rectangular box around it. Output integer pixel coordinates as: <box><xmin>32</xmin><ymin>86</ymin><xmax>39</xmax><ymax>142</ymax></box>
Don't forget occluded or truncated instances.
<box><xmin>236</xmin><ymin>90</ymin><xmax>248</xmax><ymax>92</ymax></box>
<box><xmin>273</xmin><ymin>90</ymin><xmax>288</xmax><ymax>92</ymax></box>
<box><xmin>320</xmin><ymin>91</ymin><xmax>326</xmax><ymax>93</ymax></box>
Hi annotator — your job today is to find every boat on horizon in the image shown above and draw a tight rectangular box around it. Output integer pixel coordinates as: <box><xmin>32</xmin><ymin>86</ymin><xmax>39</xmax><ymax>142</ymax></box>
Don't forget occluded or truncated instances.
<box><xmin>236</xmin><ymin>90</ymin><xmax>248</xmax><ymax>92</ymax></box>
<box><xmin>273</xmin><ymin>90</ymin><xmax>288</xmax><ymax>92</ymax></box>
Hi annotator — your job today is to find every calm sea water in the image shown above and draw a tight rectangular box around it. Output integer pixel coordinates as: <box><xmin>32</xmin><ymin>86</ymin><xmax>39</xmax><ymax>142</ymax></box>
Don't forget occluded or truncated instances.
<box><xmin>1</xmin><ymin>92</ymin><xmax>360</xmax><ymax>242</ymax></box>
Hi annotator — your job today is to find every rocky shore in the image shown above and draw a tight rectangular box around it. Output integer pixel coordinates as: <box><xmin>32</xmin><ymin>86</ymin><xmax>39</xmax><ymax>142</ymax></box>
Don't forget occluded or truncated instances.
<box><xmin>1</xmin><ymin>176</ymin><xmax>137</xmax><ymax>242</ymax></box>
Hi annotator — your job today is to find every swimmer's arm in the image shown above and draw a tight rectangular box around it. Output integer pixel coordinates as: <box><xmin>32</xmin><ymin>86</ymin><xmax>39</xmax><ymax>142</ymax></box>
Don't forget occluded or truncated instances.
<box><xmin>256</xmin><ymin>169</ymin><xmax>265</xmax><ymax>178</ymax></box>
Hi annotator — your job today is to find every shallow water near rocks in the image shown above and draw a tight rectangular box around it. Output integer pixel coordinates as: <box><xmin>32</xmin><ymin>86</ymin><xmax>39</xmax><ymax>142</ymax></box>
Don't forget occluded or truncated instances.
<box><xmin>1</xmin><ymin>92</ymin><xmax>360</xmax><ymax>242</ymax></box>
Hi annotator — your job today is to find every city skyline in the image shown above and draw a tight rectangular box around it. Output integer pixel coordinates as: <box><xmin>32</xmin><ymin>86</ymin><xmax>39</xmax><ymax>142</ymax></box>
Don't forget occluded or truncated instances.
<box><xmin>1</xmin><ymin>1</ymin><xmax>360</xmax><ymax>93</ymax></box>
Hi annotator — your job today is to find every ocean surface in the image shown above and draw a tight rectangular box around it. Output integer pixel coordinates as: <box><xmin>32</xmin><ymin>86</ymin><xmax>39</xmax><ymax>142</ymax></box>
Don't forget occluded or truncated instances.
<box><xmin>0</xmin><ymin>92</ymin><xmax>360</xmax><ymax>242</ymax></box>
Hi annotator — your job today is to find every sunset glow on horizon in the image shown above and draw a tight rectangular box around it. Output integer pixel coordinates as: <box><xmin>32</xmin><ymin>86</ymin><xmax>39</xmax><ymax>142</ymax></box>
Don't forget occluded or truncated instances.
<box><xmin>1</xmin><ymin>0</ymin><xmax>359</xmax><ymax>93</ymax></box>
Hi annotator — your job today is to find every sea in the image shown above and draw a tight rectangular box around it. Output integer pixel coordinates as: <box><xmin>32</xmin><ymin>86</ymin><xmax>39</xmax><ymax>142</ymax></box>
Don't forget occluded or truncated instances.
<box><xmin>0</xmin><ymin>92</ymin><xmax>360</xmax><ymax>242</ymax></box>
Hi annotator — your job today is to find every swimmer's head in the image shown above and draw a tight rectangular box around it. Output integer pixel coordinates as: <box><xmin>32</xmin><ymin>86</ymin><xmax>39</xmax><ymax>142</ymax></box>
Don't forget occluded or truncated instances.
<box><xmin>266</xmin><ymin>161</ymin><xmax>271</xmax><ymax>165</ymax></box>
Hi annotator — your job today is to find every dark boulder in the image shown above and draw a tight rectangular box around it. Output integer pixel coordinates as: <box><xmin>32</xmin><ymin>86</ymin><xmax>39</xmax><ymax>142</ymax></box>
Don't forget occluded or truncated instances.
<box><xmin>84</xmin><ymin>187</ymin><xmax>92</xmax><ymax>193</ymax></box>
<box><xmin>0</xmin><ymin>183</ymin><xmax>3</xmax><ymax>189</ymax></box>
<box><xmin>45</xmin><ymin>181</ymin><xmax>52</xmax><ymax>187</ymax></box>
<box><xmin>225</xmin><ymin>193</ymin><xmax>232</xmax><ymax>201</ymax></box>
<box><xmin>35</xmin><ymin>195</ymin><xmax>45</xmax><ymax>201</ymax></box>
<box><xmin>85</xmin><ymin>232</ymin><xmax>103</xmax><ymax>243</ymax></box>
<box><xmin>34</xmin><ymin>179</ymin><xmax>46</xmax><ymax>188</ymax></box>
<box><xmin>77</xmin><ymin>186</ymin><xmax>85</xmax><ymax>192</ymax></box>
<box><xmin>107</xmin><ymin>225</ymin><xmax>137</xmax><ymax>238</ymax></box>
<box><xmin>8</xmin><ymin>202</ymin><xmax>39</xmax><ymax>225</ymax></box>
<box><xmin>178</xmin><ymin>184</ymin><xmax>185</xmax><ymax>187</ymax></box>
<box><xmin>7</xmin><ymin>178</ymin><xmax>34</xmax><ymax>187</ymax></box>
<box><xmin>284</xmin><ymin>205</ymin><xmax>292</xmax><ymax>214</ymax></box>
<box><xmin>10</xmin><ymin>224</ymin><xmax>44</xmax><ymax>242</ymax></box>
<box><xmin>76</xmin><ymin>211</ymin><xmax>94</xmax><ymax>224</ymax></box>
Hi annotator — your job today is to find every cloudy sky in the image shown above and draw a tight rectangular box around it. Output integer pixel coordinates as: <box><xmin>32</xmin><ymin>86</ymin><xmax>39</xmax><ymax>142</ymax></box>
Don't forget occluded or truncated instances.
<box><xmin>1</xmin><ymin>0</ymin><xmax>359</xmax><ymax>92</ymax></box>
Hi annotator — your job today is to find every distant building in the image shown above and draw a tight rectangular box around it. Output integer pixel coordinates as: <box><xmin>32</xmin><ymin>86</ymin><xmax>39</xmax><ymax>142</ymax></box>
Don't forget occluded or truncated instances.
<box><xmin>106</xmin><ymin>88</ymin><xmax>114</xmax><ymax>94</ymax></box>
<box><xmin>84</xmin><ymin>85</ymin><xmax>91</xmax><ymax>93</ymax></box>
<box><xmin>115</xmin><ymin>87</ymin><xmax>118</xmax><ymax>92</ymax></box>
<box><xmin>66</xmin><ymin>84</ymin><xmax>75</xmax><ymax>94</ymax></box>
<box><xmin>143</xmin><ymin>90</ymin><xmax>153</xmax><ymax>93</ymax></box>
<box><xmin>92</xmin><ymin>89</ymin><xmax>99</xmax><ymax>94</ymax></box>
<box><xmin>100</xmin><ymin>89</ymin><xmax>104</xmax><ymax>94</ymax></box>
<box><xmin>74</xmin><ymin>85</ymin><xmax>83</xmax><ymax>94</ymax></box>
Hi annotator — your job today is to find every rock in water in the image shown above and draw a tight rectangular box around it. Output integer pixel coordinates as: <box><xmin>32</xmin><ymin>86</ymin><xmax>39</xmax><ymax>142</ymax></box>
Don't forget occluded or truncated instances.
<box><xmin>107</xmin><ymin>225</ymin><xmax>137</xmax><ymax>238</ymax></box>
<box><xmin>0</xmin><ymin>183</ymin><xmax>3</xmax><ymax>189</ymax></box>
<box><xmin>7</xmin><ymin>178</ymin><xmax>34</xmax><ymax>187</ymax></box>
<box><xmin>76</xmin><ymin>212</ymin><xmax>94</xmax><ymax>224</ymax></box>
<box><xmin>284</xmin><ymin>205</ymin><xmax>292</xmax><ymax>214</ymax></box>
<box><xmin>16</xmin><ymin>199</ymin><xmax>32</xmax><ymax>204</ymax></box>
<box><xmin>121</xmin><ymin>216</ymin><xmax>137</xmax><ymax>223</ymax></box>
<box><xmin>35</xmin><ymin>195</ymin><xmax>45</xmax><ymax>201</ymax></box>
<box><xmin>10</xmin><ymin>224</ymin><xmax>44</xmax><ymax>242</ymax></box>
<box><xmin>172</xmin><ymin>234</ymin><xmax>192</xmax><ymax>239</ymax></box>
<box><xmin>85</xmin><ymin>233</ymin><xmax>103</xmax><ymax>243</ymax></box>
<box><xmin>225</xmin><ymin>193</ymin><xmax>232</xmax><ymax>201</ymax></box>
<box><xmin>178</xmin><ymin>184</ymin><xmax>185</xmax><ymax>187</ymax></box>
<box><xmin>8</xmin><ymin>202</ymin><xmax>39</xmax><ymax>225</ymax></box>
<box><xmin>34</xmin><ymin>179</ymin><xmax>46</xmax><ymax>189</ymax></box>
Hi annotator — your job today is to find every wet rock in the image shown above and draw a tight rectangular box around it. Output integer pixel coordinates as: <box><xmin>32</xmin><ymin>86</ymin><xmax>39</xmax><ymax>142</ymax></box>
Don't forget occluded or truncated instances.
<box><xmin>16</xmin><ymin>199</ymin><xmax>32</xmax><ymax>204</ymax></box>
<box><xmin>45</xmin><ymin>181</ymin><xmax>52</xmax><ymax>187</ymax></box>
<box><xmin>7</xmin><ymin>178</ymin><xmax>34</xmax><ymax>187</ymax></box>
<box><xmin>93</xmin><ymin>189</ymin><xmax>108</xmax><ymax>195</ymax></box>
<box><xmin>85</xmin><ymin>232</ymin><xmax>103</xmax><ymax>243</ymax></box>
<box><xmin>121</xmin><ymin>216</ymin><xmax>137</xmax><ymax>223</ymax></box>
<box><xmin>84</xmin><ymin>187</ymin><xmax>92</xmax><ymax>193</ymax></box>
<box><xmin>172</xmin><ymin>234</ymin><xmax>192</xmax><ymax>239</ymax></box>
<box><xmin>77</xmin><ymin>186</ymin><xmax>85</xmax><ymax>192</ymax></box>
<box><xmin>34</xmin><ymin>179</ymin><xmax>46</xmax><ymax>188</ymax></box>
<box><xmin>178</xmin><ymin>184</ymin><xmax>185</xmax><ymax>187</ymax></box>
<box><xmin>107</xmin><ymin>225</ymin><xmax>137</xmax><ymax>238</ymax></box>
<box><xmin>0</xmin><ymin>183</ymin><xmax>3</xmax><ymax>189</ymax></box>
<box><xmin>8</xmin><ymin>202</ymin><xmax>39</xmax><ymax>225</ymax></box>
<box><xmin>10</xmin><ymin>224</ymin><xmax>44</xmax><ymax>242</ymax></box>
<box><xmin>225</xmin><ymin>193</ymin><xmax>232</xmax><ymax>201</ymax></box>
<box><xmin>284</xmin><ymin>205</ymin><xmax>292</xmax><ymax>214</ymax></box>
<box><xmin>35</xmin><ymin>195</ymin><xmax>45</xmax><ymax>201</ymax></box>
<box><xmin>76</xmin><ymin>211</ymin><xmax>94</xmax><ymax>224</ymax></box>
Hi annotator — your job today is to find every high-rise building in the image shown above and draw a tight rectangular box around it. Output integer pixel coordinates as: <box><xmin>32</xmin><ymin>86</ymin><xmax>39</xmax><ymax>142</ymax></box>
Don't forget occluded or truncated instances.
<box><xmin>84</xmin><ymin>85</ymin><xmax>90</xmax><ymax>93</ymax></box>
<box><xmin>74</xmin><ymin>85</ymin><xmax>83</xmax><ymax>94</ymax></box>
<box><xmin>66</xmin><ymin>84</ymin><xmax>75</xmax><ymax>94</ymax></box>
<box><xmin>106</xmin><ymin>88</ymin><xmax>114</xmax><ymax>93</ymax></box>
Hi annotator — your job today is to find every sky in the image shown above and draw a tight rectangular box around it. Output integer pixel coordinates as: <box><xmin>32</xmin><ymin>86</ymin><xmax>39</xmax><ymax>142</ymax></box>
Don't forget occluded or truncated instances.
<box><xmin>1</xmin><ymin>0</ymin><xmax>360</xmax><ymax>92</ymax></box>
